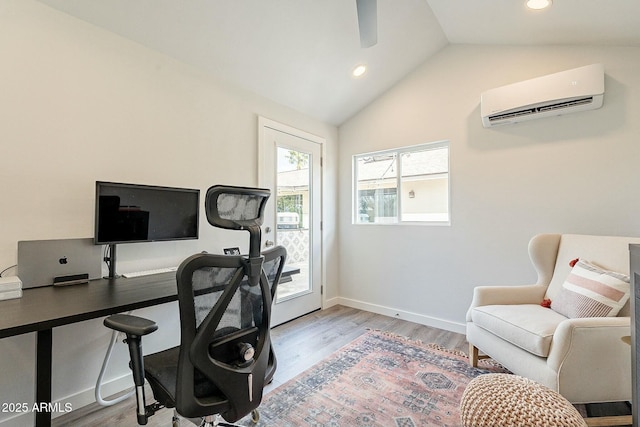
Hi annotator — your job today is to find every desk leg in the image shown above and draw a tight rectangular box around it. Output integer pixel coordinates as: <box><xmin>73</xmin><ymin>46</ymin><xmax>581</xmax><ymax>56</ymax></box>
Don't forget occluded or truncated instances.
<box><xmin>35</xmin><ymin>329</ymin><xmax>52</xmax><ymax>427</ymax></box>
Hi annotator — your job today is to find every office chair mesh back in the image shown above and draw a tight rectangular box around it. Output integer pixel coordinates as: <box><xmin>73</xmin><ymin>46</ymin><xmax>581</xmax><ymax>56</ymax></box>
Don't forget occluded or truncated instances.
<box><xmin>192</xmin><ymin>266</ymin><xmax>243</xmax><ymax>329</ymax></box>
<box><xmin>191</xmin><ymin>254</ymin><xmax>284</xmax><ymax>331</ymax></box>
<box><xmin>192</xmin><ymin>247</ymin><xmax>284</xmax><ymax>331</ymax></box>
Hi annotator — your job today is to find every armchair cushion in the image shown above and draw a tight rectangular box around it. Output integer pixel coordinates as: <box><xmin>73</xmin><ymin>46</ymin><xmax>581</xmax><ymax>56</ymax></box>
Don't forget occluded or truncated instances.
<box><xmin>471</xmin><ymin>304</ymin><xmax>568</xmax><ymax>357</ymax></box>
<box><xmin>551</xmin><ymin>259</ymin><xmax>630</xmax><ymax>318</ymax></box>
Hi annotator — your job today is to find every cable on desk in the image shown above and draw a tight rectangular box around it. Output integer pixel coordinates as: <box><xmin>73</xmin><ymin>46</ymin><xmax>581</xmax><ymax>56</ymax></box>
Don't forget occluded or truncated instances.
<box><xmin>0</xmin><ymin>264</ymin><xmax>17</xmax><ymax>277</ymax></box>
<box><xmin>95</xmin><ymin>312</ymin><xmax>135</xmax><ymax>406</ymax></box>
<box><xmin>103</xmin><ymin>246</ymin><xmax>113</xmax><ymax>275</ymax></box>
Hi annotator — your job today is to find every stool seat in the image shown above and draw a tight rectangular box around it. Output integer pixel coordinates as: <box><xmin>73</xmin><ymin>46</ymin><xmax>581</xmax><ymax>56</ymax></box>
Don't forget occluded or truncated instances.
<box><xmin>460</xmin><ymin>373</ymin><xmax>587</xmax><ymax>427</ymax></box>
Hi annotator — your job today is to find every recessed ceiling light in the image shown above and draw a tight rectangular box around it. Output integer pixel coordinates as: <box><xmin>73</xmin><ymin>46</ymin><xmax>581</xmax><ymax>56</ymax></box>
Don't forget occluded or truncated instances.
<box><xmin>526</xmin><ymin>0</ymin><xmax>552</xmax><ymax>10</ymax></box>
<box><xmin>352</xmin><ymin>64</ymin><xmax>367</xmax><ymax>77</ymax></box>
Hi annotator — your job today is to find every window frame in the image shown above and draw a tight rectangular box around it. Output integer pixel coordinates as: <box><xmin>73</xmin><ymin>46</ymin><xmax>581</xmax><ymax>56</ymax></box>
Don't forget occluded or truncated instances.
<box><xmin>352</xmin><ymin>141</ymin><xmax>450</xmax><ymax>226</ymax></box>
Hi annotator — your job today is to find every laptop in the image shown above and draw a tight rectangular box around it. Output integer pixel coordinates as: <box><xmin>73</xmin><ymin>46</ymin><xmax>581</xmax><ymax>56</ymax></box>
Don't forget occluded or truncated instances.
<box><xmin>17</xmin><ymin>238</ymin><xmax>102</xmax><ymax>288</ymax></box>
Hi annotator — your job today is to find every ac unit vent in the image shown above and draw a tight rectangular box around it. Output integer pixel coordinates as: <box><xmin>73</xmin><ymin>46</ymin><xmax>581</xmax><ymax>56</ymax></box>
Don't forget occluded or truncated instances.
<box><xmin>538</xmin><ymin>97</ymin><xmax>593</xmax><ymax>112</ymax></box>
<box><xmin>488</xmin><ymin>97</ymin><xmax>595</xmax><ymax>124</ymax></box>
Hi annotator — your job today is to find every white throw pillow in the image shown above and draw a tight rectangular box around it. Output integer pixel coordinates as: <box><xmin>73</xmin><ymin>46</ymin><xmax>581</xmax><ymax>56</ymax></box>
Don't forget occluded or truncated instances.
<box><xmin>551</xmin><ymin>259</ymin><xmax>630</xmax><ymax>318</ymax></box>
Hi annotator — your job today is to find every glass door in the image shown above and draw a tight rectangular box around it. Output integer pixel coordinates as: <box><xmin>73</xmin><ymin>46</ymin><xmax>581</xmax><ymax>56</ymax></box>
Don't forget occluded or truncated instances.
<box><xmin>259</xmin><ymin>118</ymin><xmax>322</xmax><ymax>326</ymax></box>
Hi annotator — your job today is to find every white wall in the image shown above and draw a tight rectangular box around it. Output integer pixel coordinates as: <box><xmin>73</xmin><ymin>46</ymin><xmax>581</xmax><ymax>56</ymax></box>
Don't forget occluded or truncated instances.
<box><xmin>337</xmin><ymin>44</ymin><xmax>640</xmax><ymax>333</ymax></box>
<box><xmin>0</xmin><ymin>1</ymin><xmax>337</xmax><ymax>425</ymax></box>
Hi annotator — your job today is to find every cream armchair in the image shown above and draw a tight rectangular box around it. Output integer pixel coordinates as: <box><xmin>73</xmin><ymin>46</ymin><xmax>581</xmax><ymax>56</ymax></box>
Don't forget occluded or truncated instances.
<box><xmin>466</xmin><ymin>234</ymin><xmax>640</xmax><ymax>410</ymax></box>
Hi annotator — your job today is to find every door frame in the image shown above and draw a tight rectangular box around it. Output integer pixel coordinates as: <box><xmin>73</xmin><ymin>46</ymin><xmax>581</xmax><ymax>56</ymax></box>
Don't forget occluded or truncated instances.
<box><xmin>258</xmin><ymin>116</ymin><xmax>325</xmax><ymax>318</ymax></box>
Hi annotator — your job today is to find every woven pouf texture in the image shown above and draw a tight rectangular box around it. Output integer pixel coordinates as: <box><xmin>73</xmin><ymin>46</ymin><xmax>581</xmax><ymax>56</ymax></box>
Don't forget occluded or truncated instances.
<box><xmin>460</xmin><ymin>373</ymin><xmax>587</xmax><ymax>427</ymax></box>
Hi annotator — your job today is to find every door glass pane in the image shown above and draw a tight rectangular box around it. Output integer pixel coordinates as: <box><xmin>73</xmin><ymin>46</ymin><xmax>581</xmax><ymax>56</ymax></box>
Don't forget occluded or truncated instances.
<box><xmin>275</xmin><ymin>147</ymin><xmax>311</xmax><ymax>301</ymax></box>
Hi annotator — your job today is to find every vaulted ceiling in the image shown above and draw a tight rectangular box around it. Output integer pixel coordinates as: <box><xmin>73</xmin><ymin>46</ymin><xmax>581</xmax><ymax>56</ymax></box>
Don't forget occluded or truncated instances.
<box><xmin>36</xmin><ymin>0</ymin><xmax>640</xmax><ymax>125</ymax></box>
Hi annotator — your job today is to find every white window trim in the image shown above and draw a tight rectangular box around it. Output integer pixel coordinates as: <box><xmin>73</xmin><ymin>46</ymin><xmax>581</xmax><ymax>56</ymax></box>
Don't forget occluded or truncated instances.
<box><xmin>352</xmin><ymin>141</ymin><xmax>450</xmax><ymax>226</ymax></box>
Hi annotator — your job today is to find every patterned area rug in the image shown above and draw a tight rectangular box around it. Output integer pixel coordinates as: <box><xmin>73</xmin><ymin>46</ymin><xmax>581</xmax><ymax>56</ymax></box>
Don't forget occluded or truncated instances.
<box><xmin>240</xmin><ymin>329</ymin><xmax>509</xmax><ymax>427</ymax></box>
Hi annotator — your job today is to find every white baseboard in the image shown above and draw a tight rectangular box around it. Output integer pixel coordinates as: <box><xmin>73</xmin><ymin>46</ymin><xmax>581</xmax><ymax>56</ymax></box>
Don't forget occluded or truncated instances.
<box><xmin>59</xmin><ymin>374</ymin><xmax>133</xmax><ymax>417</ymax></box>
<box><xmin>0</xmin><ymin>375</ymin><xmax>133</xmax><ymax>427</ymax></box>
<box><xmin>325</xmin><ymin>296</ymin><xmax>466</xmax><ymax>335</ymax></box>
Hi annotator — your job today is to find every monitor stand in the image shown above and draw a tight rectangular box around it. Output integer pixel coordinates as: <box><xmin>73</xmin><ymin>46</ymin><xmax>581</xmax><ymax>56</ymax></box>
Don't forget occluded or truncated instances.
<box><xmin>104</xmin><ymin>244</ymin><xmax>121</xmax><ymax>279</ymax></box>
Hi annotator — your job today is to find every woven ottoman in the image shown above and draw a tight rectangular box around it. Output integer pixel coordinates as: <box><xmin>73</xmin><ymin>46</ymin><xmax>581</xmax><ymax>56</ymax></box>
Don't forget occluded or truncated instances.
<box><xmin>460</xmin><ymin>373</ymin><xmax>587</xmax><ymax>427</ymax></box>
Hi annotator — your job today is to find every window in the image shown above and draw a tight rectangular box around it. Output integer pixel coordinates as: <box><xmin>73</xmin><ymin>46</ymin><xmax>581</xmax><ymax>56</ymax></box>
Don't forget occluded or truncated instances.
<box><xmin>353</xmin><ymin>141</ymin><xmax>449</xmax><ymax>224</ymax></box>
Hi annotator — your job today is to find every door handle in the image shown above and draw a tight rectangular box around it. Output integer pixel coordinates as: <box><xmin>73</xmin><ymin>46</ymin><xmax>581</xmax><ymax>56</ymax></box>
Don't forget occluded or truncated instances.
<box><xmin>265</xmin><ymin>240</ymin><xmax>275</xmax><ymax>247</ymax></box>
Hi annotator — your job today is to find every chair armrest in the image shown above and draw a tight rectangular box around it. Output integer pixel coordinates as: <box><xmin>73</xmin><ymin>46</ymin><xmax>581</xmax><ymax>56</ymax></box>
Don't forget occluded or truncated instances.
<box><xmin>466</xmin><ymin>285</ymin><xmax>547</xmax><ymax>322</ymax></box>
<box><xmin>547</xmin><ymin>316</ymin><xmax>630</xmax><ymax>371</ymax></box>
<box><xmin>103</xmin><ymin>313</ymin><xmax>158</xmax><ymax>424</ymax></box>
<box><xmin>546</xmin><ymin>317</ymin><xmax>631</xmax><ymax>402</ymax></box>
<box><xmin>104</xmin><ymin>314</ymin><xmax>158</xmax><ymax>336</ymax></box>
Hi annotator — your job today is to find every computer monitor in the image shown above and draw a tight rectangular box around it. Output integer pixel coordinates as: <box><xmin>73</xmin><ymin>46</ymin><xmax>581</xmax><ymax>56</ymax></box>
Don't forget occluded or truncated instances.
<box><xmin>95</xmin><ymin>181</ymin><xmax>200</xmax><ymax>277</ymax></box>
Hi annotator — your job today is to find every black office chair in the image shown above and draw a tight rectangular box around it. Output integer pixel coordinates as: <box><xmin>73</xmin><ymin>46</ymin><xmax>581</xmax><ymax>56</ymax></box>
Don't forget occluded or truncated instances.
<box><xmin>104</xmin><ymin>185</ymin><xmax>286</xmax><ymax>426</ymax></box>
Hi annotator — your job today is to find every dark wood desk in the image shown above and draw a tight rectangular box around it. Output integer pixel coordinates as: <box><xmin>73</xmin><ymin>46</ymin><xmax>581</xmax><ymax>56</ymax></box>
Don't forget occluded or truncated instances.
<box><xmin>0</xmin><ymin>273</ymin><xmax>177</xmax><ymax>427</ymax></box>
<box><xmin>0</xmin><ymin>265</ymin><xmax>299</xmax><ymax>427</ymax></box>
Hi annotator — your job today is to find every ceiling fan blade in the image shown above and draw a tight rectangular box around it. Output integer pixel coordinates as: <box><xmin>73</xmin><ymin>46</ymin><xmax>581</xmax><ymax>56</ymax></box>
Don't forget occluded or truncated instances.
<box><xmin>356</xmin><ymin>0</ymin><xmax>377</xmax><ymax>48</ymax></box>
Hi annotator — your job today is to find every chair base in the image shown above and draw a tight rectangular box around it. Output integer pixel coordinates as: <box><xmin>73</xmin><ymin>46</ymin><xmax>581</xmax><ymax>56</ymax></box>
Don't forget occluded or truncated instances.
<box><xmin>173</xmin><ymin>410</ymin><xmax>260</xmax><ymax>427</ymax></box>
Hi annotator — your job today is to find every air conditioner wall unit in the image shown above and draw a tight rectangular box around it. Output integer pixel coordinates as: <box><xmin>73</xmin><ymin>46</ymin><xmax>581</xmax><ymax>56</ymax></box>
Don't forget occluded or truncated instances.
<box><xmin>480</xmin><ymin>63</ymin><xmax>604</xmax><ymax>128</ymax></box>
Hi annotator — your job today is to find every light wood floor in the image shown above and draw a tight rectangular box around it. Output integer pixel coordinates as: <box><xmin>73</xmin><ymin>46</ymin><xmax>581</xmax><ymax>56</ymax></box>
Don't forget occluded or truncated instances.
<box><xmin>52</xmin><ymin>305</ymin><xmax>468</xmax><ymax>426</ymax></box>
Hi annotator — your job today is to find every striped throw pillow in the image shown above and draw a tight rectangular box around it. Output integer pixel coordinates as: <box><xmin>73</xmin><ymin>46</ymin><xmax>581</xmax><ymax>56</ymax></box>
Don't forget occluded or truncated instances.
<box><xmin>551</xmin><ymin>259</ymin><xmax>630</xmax><ymax>318</ymax></box>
